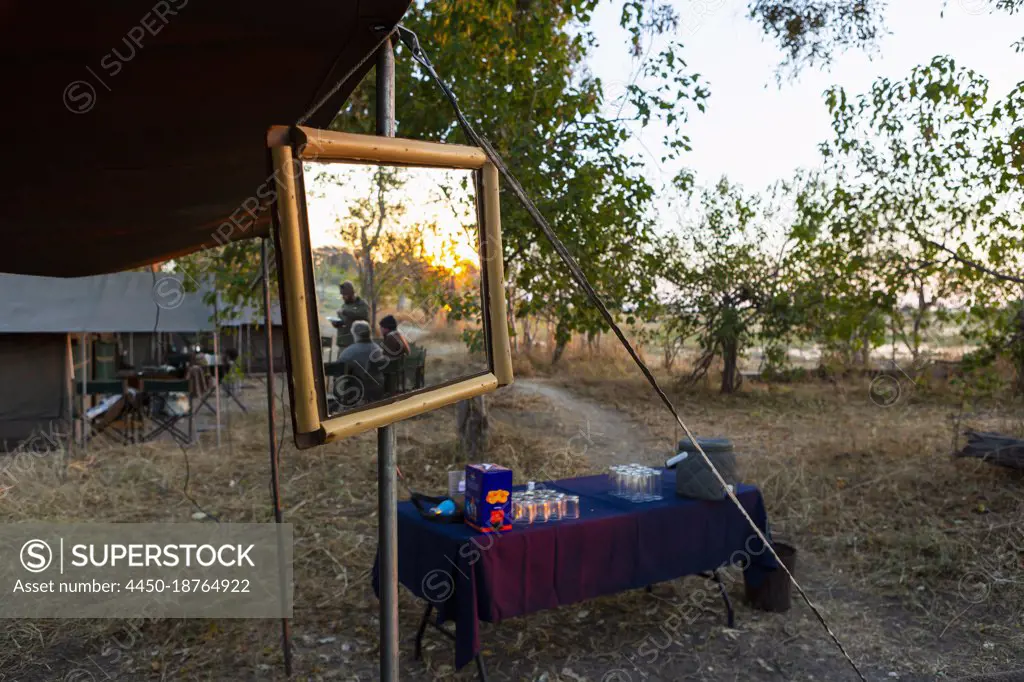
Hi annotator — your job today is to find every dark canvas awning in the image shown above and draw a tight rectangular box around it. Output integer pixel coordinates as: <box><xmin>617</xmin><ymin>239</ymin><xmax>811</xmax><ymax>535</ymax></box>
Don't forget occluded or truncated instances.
<box><xmin>0</xmin><ymin>0</ymin><xmax>411</xmax><ymax>277</ymax></box>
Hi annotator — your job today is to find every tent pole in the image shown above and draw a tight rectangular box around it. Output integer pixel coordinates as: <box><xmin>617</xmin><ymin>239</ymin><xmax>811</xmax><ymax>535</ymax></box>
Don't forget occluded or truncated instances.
<box><xmin>81</xmin><ymin>333</ymin><xmax>88</xmax><ymax>451</ymax></box>
<box><xmin>65</xmin><ymin>334</ymin><xmax>74</xmax><ymax>460</ymax></box>
<box><xmin>376</xmin><ymin>33</ymin><xmax>400</xmax><ymax>682</ymax></box>
<box><xmin>263</xmin><ymin>237</ymin><xmax>292</xmax><ymax>677</ymax></box>
<box><xmin>214</xmin><ymin>309</ymin><xmax>221</xmax><ymax>449</ymax></box>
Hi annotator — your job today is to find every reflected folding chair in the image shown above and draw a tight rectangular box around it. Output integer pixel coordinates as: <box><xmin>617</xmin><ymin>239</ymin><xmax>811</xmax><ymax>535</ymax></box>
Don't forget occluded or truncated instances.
<box><xmin>406</xmin><ymin>346</ymin><xmax>427</xmax><ymax>390</ymax></box>
<box><xmin>382</xmin><ymin>354</ymin><xmax>406</xmax><ymax>396</ymax></box>
<box><xmin>325</xmin><ymin>360</ymin><xmax>385</xmax><ymax>410</ymax></box>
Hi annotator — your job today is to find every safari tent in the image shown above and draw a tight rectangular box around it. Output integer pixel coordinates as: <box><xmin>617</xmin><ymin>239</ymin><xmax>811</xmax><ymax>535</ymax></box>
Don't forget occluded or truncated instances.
<box><xmin>216</xmin><ymin>302</ymin><xmax>288</xmax><ymax>373</ymax></box>
<box><xmin>0</xmin><ymin>272</ymin><xmax>213</xmax><ymax>451</ymax></box>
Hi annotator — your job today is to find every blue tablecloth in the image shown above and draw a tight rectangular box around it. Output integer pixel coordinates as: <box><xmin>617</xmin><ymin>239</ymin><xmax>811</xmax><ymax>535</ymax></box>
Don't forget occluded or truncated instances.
<box><xmin>373</xmin><ymin>470</ymin><xmax>777</xmax><ymax>670</ymax></box>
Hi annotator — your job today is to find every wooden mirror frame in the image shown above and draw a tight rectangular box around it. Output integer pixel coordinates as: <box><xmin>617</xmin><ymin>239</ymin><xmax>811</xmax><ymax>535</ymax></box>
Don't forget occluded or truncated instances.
<box><xmin>266</xmin><ymin>126</ymin><xmax>513</xmax><ymax>449</ymax></box>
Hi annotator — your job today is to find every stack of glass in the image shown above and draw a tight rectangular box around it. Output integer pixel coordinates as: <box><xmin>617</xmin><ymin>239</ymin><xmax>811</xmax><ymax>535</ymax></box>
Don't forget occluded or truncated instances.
<box><xmin>608</xmin><ymin>464</ymin><xmax>664</xmax><ymax>503</ymax></box>
<box><xmin>511</xmin><ymin>489</ymin><xmax>580</xmax><ymax>525</ymax></box>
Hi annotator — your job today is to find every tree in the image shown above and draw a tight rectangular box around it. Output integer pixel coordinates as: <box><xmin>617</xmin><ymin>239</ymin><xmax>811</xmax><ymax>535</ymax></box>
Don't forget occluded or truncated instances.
<box><xmin>795</xmin><ymin>56</ymin><xmax>1024</xmax><ymax>384</ymax></box>
<box><xmin>663</xmin><ymin>178</ymin><xmax>794</xmax><ymax>392</ymax></box>
<box><xmin>748</xmin><ymin>0</ymin><xmax>1024</xmax><ymax>76</ymax></box>
<box><xmin>322</xmin><ymin>165</ymin><xmax>411</xmax><ymax>328</ymax></box>
<box><xmin>175</xmin><ymin>1</ymin><xmax>1024</xmax><ymax>359</ymax></box>
<box><xmin>332</xmin><ymin>0</ymin><xmax>709</xmax><ymax>363</ymax></box>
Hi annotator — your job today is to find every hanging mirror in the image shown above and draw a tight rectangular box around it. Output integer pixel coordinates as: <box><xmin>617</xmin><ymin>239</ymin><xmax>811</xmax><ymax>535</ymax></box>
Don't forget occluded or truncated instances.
<box><xmin>267</xmin><ymin>127</ymin><xmax>513</xmax><ymax>448</ymax></box>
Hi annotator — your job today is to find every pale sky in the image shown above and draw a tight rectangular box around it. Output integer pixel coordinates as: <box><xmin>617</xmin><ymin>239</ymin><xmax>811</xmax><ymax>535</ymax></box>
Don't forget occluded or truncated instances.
<box><xmin>304</xmin><ymin>163</ymin><xmax>479</xmax><ymax>271</ymax></box>
<box><xmin>587</xmin><ymin>0</ymin><xmax>1022</xmax><ymax>197</ymax></box>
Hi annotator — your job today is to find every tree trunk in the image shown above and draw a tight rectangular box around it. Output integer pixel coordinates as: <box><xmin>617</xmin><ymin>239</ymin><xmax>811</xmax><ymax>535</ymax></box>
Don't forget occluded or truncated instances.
<box><xmin>456</xmin><ymin>395</ymin><xmax>489</xmax><ymax>460</ymax></box>
<box><xmin>364</xmin><ymin>254</ymin><xmax>377</xmax><ymax>330</ymax></box>
<box><xmin>721</xmin><ymin>335</ymin><xmax>739</xmax><ymax>394</ymax></box>
<box><xmin>551</xmin><ymin>338</ymin><xmax>568</xmax><ymax>365</ymax></box>
<box><xmin>551</xmin><ymin>321</ymin><xmax>571</xmax><ymax>365</ymax></box>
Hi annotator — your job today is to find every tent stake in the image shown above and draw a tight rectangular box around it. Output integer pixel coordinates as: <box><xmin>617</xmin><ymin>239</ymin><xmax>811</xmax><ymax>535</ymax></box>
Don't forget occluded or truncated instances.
<box><xmin>263</xmin><ymin>237</ymin><xmax>292</xmax><ymax>676</ymax></box>
<box><xmin>376</xmin><ymin>33</ymin><xmax>400</xmax><ymax>682</ymax></box>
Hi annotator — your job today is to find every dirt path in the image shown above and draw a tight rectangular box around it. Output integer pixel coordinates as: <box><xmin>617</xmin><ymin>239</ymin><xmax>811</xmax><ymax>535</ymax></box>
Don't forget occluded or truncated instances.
<box><xmin>496</xmin><ymin>378</ymin><xmax>671</xmax><ymax>469</ymax></box>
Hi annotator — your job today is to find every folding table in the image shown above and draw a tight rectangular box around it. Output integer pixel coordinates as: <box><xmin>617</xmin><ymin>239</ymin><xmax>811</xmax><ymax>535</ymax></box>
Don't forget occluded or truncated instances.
<box><xmin>372</xmin><ymin>470</ymin><xmax>778</xmax><ymax>680</ymax></box>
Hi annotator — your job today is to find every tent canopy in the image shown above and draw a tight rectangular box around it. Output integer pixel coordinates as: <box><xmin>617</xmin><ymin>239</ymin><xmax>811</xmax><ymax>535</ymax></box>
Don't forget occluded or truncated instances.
<box><xmin>0</xmin><ymin>0</ymin><xmax>411</xmax><ymax>278</ymax></box>
<box><xmin>0</xmin><ymin>273</ymin><xmax>214</xmax><ymax>333</ymax></box>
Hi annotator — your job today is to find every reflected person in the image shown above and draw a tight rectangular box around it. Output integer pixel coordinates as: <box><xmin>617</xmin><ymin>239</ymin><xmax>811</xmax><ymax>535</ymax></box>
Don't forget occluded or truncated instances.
<box><xmin>379</xmin><ymin>314</ymin><xmax>410</xmax><ymax>359</ymax></box>
<box><xmin>338</xmin><ymin>320</ymin><xmax>384</xmax><ymax>398</ymax></box>
<box><xmin>332</xmin><ymin>281</ymin><xmax>370</xmax><ymax>351</ymax></box>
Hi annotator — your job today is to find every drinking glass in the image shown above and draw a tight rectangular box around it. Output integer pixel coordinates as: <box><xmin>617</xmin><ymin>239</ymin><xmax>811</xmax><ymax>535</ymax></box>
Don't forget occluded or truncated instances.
<box><xmin>650</xmin><ymin>469</ymin><xmax>663</xmax><ymax>501</ymax></box>
<box><xmin>625</xmin><ymin>468</ymin><xmax>641</xmax><ymax>502</ymax></box>
<box><xmin>608</xmin><ymin>466</ymin><xmax>622</xmax><ymax>497</ymax></box>
<box><xmin>636</xmin><ymin>467</ymin><xmax>651</xmax><ymax>502</ymax></box>
<box><xmin>448</xmin><ymin>470</ymin><xmax>466</xmax><ymax>499</ymax></box>
<box><xmin>511</xmin><ymin>496</ymin><xmax>527</xmax><ymax>525</ymax></box>
<box><xmin>535</xmin><ymin>498</ymin><xmax>551</xmax><ymax>523</ymax></box>
<box><xmin>563</xmin><ymin>495</ymin><xmax>580</xmax><ymax>519</ymax></box>
<box><xmin>550</xmin><ymin>493</ymin><xmax>565</xmax><ymax>521</ymax></box>
<box><xmin>522</xmin><ymin>498</ymin><xmax>539</xmax><ymax>525</ymax></box>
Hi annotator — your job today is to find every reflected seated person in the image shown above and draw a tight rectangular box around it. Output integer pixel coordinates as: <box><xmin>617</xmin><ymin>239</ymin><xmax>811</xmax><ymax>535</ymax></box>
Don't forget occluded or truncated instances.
<box><xmin>338</xmin><ymin>320</ymin><xmax>385</xmax><ymax>399</ymax></box>
<box><xmin>379</xmin><ymin>314</ymin><xmax>410</xmax><ymax>359</ymax></box>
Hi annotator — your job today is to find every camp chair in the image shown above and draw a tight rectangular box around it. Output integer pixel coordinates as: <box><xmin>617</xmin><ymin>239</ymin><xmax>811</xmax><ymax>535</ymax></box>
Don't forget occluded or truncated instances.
<box><xmin>382</xmin><ymin>354</ymin><xmax>406</xmax><ymax>396</ymax></box>
<box><xmin>139</xmin><ymin>378</ymin><xmax>196</xmax><ymax>445</ymax></box>
<box><xmin>407</xmin><ymin>346</ymin><xmax>427</xmax><ymax>390</ymax></box>
<box><xmin>75</xmin><ymin>380</ymin><xmax>140</xmax><ymax>445</ymax></box>
<box><xmin>195</xmin><ymin>361</ymin><xmax>247</xmax><ymax>415</ymax></box>
<box><xmin>325</xmin><ymin>360</ymin><xmax>385</xmax><ymax>410</ymax></box>
<box><xmin>216</xmin><ymin>363</ymin><xmax>248</xmax><ymax>413</ymax></box>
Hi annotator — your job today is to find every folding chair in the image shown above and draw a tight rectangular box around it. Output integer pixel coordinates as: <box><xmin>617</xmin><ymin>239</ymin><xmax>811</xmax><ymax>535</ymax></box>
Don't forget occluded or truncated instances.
<box><xmin>407</xmin><ymin>346</ymin><xmax>427</xmax><ymax>390</ymax></box>
<box><xmin>382</xmin><ymin>354</ymin><xmax>406</xmax><ymax>396</ymax></box>
<box><xmin>326</xmin><ymin>361</ymin><xmax>385</xmax><ymax>410</ymax></box>
<box><xmin>215</xmin><ymin>362</ymin><xmax>248</xmax><ymax>413</ymax></box>
<box><xmin>140</xmin><ymin>379</ymin><xmax>196</xmax><ymax>445</ymax></box>
<box><xmin>194</xmin><ymin>363</ymin><xmax>247</xmax><ymax>415</ymax></box>
<box><xmin>75</xmin><ymin>380</ymin><xmax>140</xmax><ymax>445</ymax></box>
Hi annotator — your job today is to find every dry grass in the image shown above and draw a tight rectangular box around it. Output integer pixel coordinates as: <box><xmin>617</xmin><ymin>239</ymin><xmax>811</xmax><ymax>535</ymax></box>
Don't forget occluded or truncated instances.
<box><xmin>0</xmin><ymin>385</ymin><xmax>595</xmax><ymax>680</ymax></box>
<box><xmin>536</xmin><ymin>345</ymin><xmax>1024</xmax><ymax>633</ymax></box>
<box><xmin>2</xmin><ymin>352</ymin><xmax>1023</xmax><ymax>680</ymax></box>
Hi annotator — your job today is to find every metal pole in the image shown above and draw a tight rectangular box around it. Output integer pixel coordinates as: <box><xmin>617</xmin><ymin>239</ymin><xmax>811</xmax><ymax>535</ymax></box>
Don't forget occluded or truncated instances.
<box><xmin>80</xmin><ymin>333</ymin><xmax>88</xmax><ymax>451</ymax></box>
<box><xmin>263</xmin><ymin>237</ymin><xmax>293</xmax><ymax>677</ymax></box>
<box><xmin>65</xmin><ymin>334</ymin><xmax>74</xmax><ymax>458</ymax></box>
<box><xmin>376</xmin><ymin>33</ymin><xmax>399</xmax><ymax>682</ymax></box>
<box><xmin>213</xmin><ymin>312</ymin><xmax>222</xmax><ymax>449</ymax></box>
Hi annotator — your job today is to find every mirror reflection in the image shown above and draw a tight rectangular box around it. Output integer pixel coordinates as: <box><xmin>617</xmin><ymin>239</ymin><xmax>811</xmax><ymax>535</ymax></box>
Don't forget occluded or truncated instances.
<box><xmin>303</xmin><ymin>162</ymin><xmax>489</xmax><ymax>415</ymax></box>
